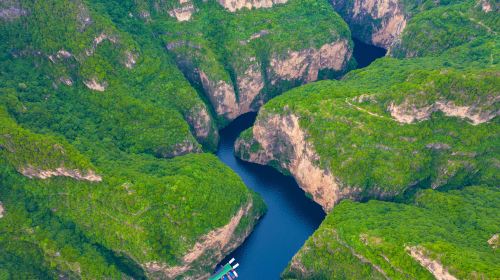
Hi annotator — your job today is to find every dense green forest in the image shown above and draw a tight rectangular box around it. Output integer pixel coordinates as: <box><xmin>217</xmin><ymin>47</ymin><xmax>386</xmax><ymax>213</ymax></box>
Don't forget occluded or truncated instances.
<box><xmin>235</xmin><ymin>0</ymin><xmax>499</xmax><ymax>278</ymax></box>
<box><xmin>283</xmin><ymin>186</ymin><xmax>500</xmax><ymax>279</ymax></box>
<box><xmin>1</xmin><ymin>0</ymin><xmax>498</xmax><ymax>279</ymax></box>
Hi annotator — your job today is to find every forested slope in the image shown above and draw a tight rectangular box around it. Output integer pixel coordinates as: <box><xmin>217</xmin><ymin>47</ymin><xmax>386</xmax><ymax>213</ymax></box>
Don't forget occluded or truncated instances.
<box><xmin>235</xmin><ymin>1</ymin><xmax>499</xmax><ymax>278</ymax></box>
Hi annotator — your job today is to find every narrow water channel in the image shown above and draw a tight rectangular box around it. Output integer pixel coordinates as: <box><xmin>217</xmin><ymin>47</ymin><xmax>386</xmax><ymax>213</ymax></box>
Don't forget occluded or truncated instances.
<box><xmin>215</xmin><ymin>39</ymin><xmax>386</xmax><ymax>279</ymax></box>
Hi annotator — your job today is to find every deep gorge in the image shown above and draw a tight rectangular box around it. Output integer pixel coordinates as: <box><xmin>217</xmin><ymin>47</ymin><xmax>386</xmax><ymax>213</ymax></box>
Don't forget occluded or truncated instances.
<box><xmin>214</xmin><ymin>40</ymin><xmax>386</xmax><ymax>279</ymax></box>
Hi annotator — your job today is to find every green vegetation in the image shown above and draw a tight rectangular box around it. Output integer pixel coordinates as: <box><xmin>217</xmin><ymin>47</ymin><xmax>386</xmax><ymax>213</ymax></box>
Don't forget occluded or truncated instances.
<box><xmin>250</xmin><ymin>32</ymin><xmax>499</xmax><ymax>200</ymax></box>
<box><xmin>0</xmin><ymin>0</ymin><xmax>268</xmax><ymax>278</ymax></box>
<box><xmin>234</xmin><ymin>1</ymin><xmax>498</xmax><ymax>278</ymax></box>
<box><xmin>283</xmin><ymin>186</ymin><xmax>500</xmax><ymax>279</ymax></box>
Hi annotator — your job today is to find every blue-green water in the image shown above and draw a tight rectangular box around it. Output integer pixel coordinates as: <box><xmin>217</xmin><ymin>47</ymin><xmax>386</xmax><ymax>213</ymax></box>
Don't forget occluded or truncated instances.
<box><xmin>216</xmin><ymin>113</ymin><xmax>325</xmax><ymax>279</ymax></box>
<box><xmin>215</xmin><ymin>40</ymin><xmax>386</xmax><ymax>279</ymax></box>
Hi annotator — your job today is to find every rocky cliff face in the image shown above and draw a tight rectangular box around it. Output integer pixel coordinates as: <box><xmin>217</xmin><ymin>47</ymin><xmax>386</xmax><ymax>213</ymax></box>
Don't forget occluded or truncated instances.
<box><xmin>331</xmin><ymin>0</ymin><xmax>406</xmax><ymax>49</ymax></box>
<box><xmin>19</xmin><ymin>166</ymin><xmax>102</xmax><ymax>182</ymax></box>
<box><xmin>0</xmin><ymin>201</ymin><xmax>4</xmax><ymax>218</ymax></box>
<box><xmin>269</xmin><ymin>40</ymin><xmax>351</xmax><ymax>84</ymax></box>
<box><xmin>388</xmin><ymin>99</ymin><xmax>499</xmax><ymax>125</ymax></box>
<box><xmin>193</xmin><ymin>41</ymin><xmax>352</xmax><ymax>124</ymax></box>
<box><xmin>218</xmin><ymin>0</ymin><xmax>288</xmax><ymax>12</ymax></box>
<box><xmin>235</xmin><ymin>112</ymin><xmax>359</xmax><ymax>211</ymax></box>
<box><xmin>145</xmin><ymin>199</ymin><xmax>262</xmax><ymax>279</ymax></box>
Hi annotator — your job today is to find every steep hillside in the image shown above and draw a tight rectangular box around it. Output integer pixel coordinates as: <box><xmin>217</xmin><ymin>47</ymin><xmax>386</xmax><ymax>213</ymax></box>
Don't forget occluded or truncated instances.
<box><xmin>237</xmin><ymin>35</ymin><xmax>499</xmax><ymax>211</ymax></box>
<box><xmin>282</xmin><ymin>186</ymin><xmax>500</xmax><ymax>279</ymax></box>
<box><xmin>130</xmin><ymin>0</ymin><xmax>355</xmax><ymax>125</ymax></box>
<box><xmin>0</xmin><ymin>1</ymin><xmax>266</xmax><ymax>278</ymax></box>
<box><xmin>330</xmin><ymin>0</ymin><xmax>498</xmax><ymax>54</ymax></box>
<box><xmin>234</xmin><ymin>1</ymin><xmax>499</xmax><ymax>278</ymax></box>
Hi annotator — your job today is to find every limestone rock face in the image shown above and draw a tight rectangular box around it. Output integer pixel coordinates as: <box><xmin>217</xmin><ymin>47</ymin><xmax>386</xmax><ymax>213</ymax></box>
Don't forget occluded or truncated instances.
<box><xmin>331</xmin><ymin>0</ymin><xmax>406</xmax><ymax>49</ymax></box>
<box><xmin>199</xmin><ymin>71</ymin><xmax>240</xmax><ymax>121</ymax></box>
<box><xmin>168</xmin><ymin>2</ymin><xmax>196</xmax><ymax>21</ymax></box>
<box><xmin>388</xmin><ymin>99</ymin><xmax>499</xmax><ymax>125</ymax></box>
<box><xmin>0</xmin><ymin>201</ymin><xmax>4</xmax><ymax>218</ymax></box>
<box><xmin>195</xmin><ymin>40</ymin><xmax>352</xmax><ymax>123</ymax></box>
<box><xmin>235</xmin><ymin>112</ymin><xmax>360</xmax><ymax>211</ymax></box>
<box><xmin>218</xmin><ymin>0</ymin><xmax>288</xmax><ymax>12</ymax></box>
<box><xmin>406</xmin><ymin>246</ymin><xmax>458</xmax><ymax>280</ymax></box>
<box><xmin>20</xmin><ymin>166</ymin><xmax>102</xmax><ymax>182</ymax></box>
<box><xmin>144</xmin><ymin>201</ymin><xmax>258</xmax><ymax>279</ymax></box>
<box><xmin>269</xmin><ymin>40</ymin><xmax>351</xmax><ymax>84</ymax></box>
<box><xmin>84</xmin><ymin>78</ymin><xmax>107</xmax><ymax>92</ymax></box>
<box><xmin>186</xmin><ymin>104</ymin><xmax>219</xmax><ymax>144</ymax></box>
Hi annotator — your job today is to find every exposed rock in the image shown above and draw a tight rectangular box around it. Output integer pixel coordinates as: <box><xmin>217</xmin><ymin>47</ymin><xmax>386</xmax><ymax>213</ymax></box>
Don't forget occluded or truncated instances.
<box><xmin>240</xmin><ymin>30</ymin><xmax>270</xmax><ymax>45</ymax></box>
<box><xmin>488</xmin><ymin>233</ymin><xmax>499</xmax><ymax>249</ymax></box>
<box><xmin>83</xmin><ymin>79</ymin><xmax>107</xmax><ymax>92</ymax></box>
<box><xmin>388</xmin><ymin>100</ymin><xmax>499</xmax><ymax>125</ymax></box>
<box><xmin>425</xmin><ymin>143</ymin><xmax>451</xmax><ymax>150</ymax></box>
<box><xmin>478</xmin><ymin>0</ymin><xmax>494</xmax><ymax>13</ymax></box>
<box><xmin>406</xmin><ymin>246</ymin><xmax>458</xmax><ymax>280</ymax></box>
<box><xmin>269</xmin><ymin>40</ymin><xmax>351</xmax><ymax>85</ymax></box>
<box><xmin>199</xmin><ymin>71</ymin><xmax>239</xmax><ymax>120</ymax></box>
<box><xmin>237</xmin><ymin>62</ymin><xmax>265</xmax><ymax>114</ymax></box>
<box><xmin>60</xmin><ymin>77</ymin><xmax>73</xmax><ymax>86</ymax></box>
<box><xmin>218</xmin><ymin>0</ymin><xmax>288</xmax><ymax>12</ymax></box>
<box><xmin>76</xmin><ymin>1</ymin><xmax>92</xmax><ymax>32</ymax></box>
<box><xmin>0</xmin><ymin>201</ymin><xmax>4</xmax><ymax>218</ymax></box>
<box><xmin>236</xmin><ymin>112</ymin><xmax>359</xmax><ymax>211</ymax></box>
<box><xmin>166</xmin><ymin>40</ymin><xmax>201</xmax><ymax>51</ymax></box>
<box><xmin>331</xmin><ymin>0</ymin><xmax>406</xmax><ymax>49</ymax></box>
<box><xmin>57</xmin><ymin>49</ymin><xmax>72</xmax><ymax>58</ymax></box>
<box><xmin>0</xmin><ymin>6</ymin><xmax>27</xmax><ymax>21</ymax></box>
<box><xmin>186</xmin><ymin>105</ymin><xmax>217</xmax><ymax>141</ymax></box>
<box><xmin>168</xmin><ymin>3</ymin><xmax>195</xmax><ymax>22</ymax></box>
<box><xmin>124</xmin><ymin>51</ymin><xmax>138</xmax><ymax>69</ymax></box>
<box><xmin>145</xmin><ymin>201</ymin><xmax>254</xmax><ymax>279</ymax></box>
<box><xmin>20</xmin><ymin>166</ymin><xmax>102</xmax><ymax>182</ymax></box>
<box><xmin>160</xmin><ymin>140</ymin><xmax>201</xmax><ymax>158</ymax></box>
<box><xmin>85</xmin><ymin>33</ymin><xmax>118</xmax><ymax>56</ymax></box>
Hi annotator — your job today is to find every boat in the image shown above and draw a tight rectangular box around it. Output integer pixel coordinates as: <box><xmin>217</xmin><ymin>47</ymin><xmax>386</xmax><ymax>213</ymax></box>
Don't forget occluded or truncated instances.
<box><xmin>209</xmin><ymin>258</ymin><xmax>239</xmax><ymax>280</ymax></box>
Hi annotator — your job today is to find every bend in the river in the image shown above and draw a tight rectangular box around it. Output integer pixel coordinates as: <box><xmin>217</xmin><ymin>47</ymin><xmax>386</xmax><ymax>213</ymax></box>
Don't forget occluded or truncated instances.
<box><xmin>215</xmin><ymin>39</ymin><xmax>386</xmax><ymax>279</ymax></box>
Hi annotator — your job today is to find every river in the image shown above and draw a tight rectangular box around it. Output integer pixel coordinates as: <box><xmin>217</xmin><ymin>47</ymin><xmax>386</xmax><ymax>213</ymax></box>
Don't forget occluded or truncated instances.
<box><xmin>215</xmin><ymin>38</ymin><xmax>386</xmax><ymax>279</ymax></box>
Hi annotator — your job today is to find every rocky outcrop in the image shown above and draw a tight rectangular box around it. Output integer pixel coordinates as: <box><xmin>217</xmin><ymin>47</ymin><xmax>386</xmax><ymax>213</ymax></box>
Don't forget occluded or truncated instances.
<box><xmin>235</xmin><ymin>112</ymin><xmax>359</xmax><ymax>211</ymax></box>
<box><xmin>20</xmin><ymin>166</ymin><xmax>102</xmax><ymax>182</ymax></box>
<box><xmin>331</xmin><ymin>0</ymin><xmax>406</xmax><ymax>49</ymax></box>
<box><xmin>145</xmin><ymin>201</ymin><xmax>256</xmax><ymax>279</ymax></box>
<box><xmin>199</xmin><ymin>71</ymin><xmax>239</xmax><ymax>120</ymax></box>
<box><xmin>124</xmin><ymin>51</ymin><xmax>138</xmax><ymax>69</ymax></box>
<box><xmin>85</xmin><ymin>33</ymin><xmax>118</xmax><ymax>56</ymax></box>
<box><xmin>269</xmin><ymin>40</ymin><xmax>351</xmax><ymax>84</ymax></box>
<box><xmin>0</xmin><ymin>2</ymin><xmax>27</xmax><ymax>21</ymax></box>
<box><xmin>83</xmin><ymin>78</ymin><xmax>107</xmax><ymax>92</ymax></box>
<box><xmin>199</xmin><ymin>62</ymin><xmax>265</xmax><ymax>121</ymax></box>
<box><xmin>0</xmin><ymin>201</ymin><xmax>4</xmax><ymax>218</ymax></box>
<box><xmin>478</xmin><ymin>0</ymin><xmax>495</xmax><ymax>13</ymax></box>
<box><xmin>406</xmin><ymin>246</ymin><xmax>458</xmax><ymax>280</ymax></box>
<box><xmin>488</xmin><ymin>233</ymin><xmax>499</xmax><ymax>249</ymax></box>
<box><xmin>168</xmin><ymin>3</ymin><xmax>195</xmax><ymax>21</ymax></box>
<box><xmin>236</xmin><ymin>62</ymin><xmax>265</xmax><ymax>114</ymax></box>
<box><xmin>160</xmin><ymin>140</ymin><xmax>201</xmax><ymax>158</ymax></box>
<box><xmin>186</xmin><ymin>104</ymin><xmax>218</xmax><ymax>143</ymax></box>
<box><xmin>388</xmin><ymin>100</ymin><xmax>499</xmax><ymax>125</ymax></box>
<box><xmin>218</xmin><ymin>0</ymin><xmax>288</xmax><ymax>12</ymax></box>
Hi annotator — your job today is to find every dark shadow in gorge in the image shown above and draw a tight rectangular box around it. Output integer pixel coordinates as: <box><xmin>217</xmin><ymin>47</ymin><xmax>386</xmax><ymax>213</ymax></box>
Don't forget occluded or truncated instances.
<box><xmin>352</xmin><ymin>38</ymin><xmax>387</xmax><ymax>69</ymax></box>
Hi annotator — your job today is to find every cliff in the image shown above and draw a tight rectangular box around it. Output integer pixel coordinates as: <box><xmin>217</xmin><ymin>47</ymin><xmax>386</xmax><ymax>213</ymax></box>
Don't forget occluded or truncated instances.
<box><xmin>160</xmin><ymin>0</ymin><xmax>354</xmax><ymax>124</ymax></box>
<box><xmin>282</xmin><ymin>186</ymin><xmax>500</xmax><ymax>279</ymax></box>
<box><xmin>236</xmin><ymin>33</ymin><xmax>499</xmax><ymax>212</ymax></box>
<box><xmin>0</xmin><ymin>1</ymin><xmax>263</xmax><ymax>278</ymax></box>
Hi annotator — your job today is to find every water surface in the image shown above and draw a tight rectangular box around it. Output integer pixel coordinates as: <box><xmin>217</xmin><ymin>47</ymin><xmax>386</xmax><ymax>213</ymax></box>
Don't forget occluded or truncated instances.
<box><xmin>217</xmin><ymin>113</ymin><xmax>325</xmax><ymax>279</ymax></box>
<box><xmin>215</xmin><ymin>39</ymin><xmax>386</xmax><ymax>279</ymax></box>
